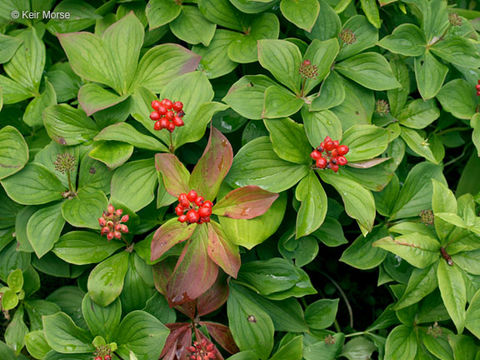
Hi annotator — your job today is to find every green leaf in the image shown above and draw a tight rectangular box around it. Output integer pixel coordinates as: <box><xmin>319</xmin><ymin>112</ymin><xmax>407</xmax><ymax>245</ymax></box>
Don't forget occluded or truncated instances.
<box><xmin>170</xmin><ymin>6</ymin><xmax>216</xmax><ymax>46</ymax></box>
<box><xmin>295</xmin><ymin>172</ymin><xmax>327</xmax><ymax>238</ymax></box>
<box><xmin>114</xmin><ymin>310</ymin><xmax>169</xmax><ymax>360</ymax></box>
<box><xmin>378</xmin><ymin>24</ymin><xmax>426</xmax><ymax>56</ymax></box>
<box><xmin>78</xmin><ymin>83</ymin><xmax>129</xmax><ymax>116</ymax></box>
<box><xmin>7</xmin><ymin>269</ymin><xmax>23</xmax><ymax>292</ymax></box>
<box><xmin>340</xmin><ymin>226</ymin><xmax>389</xmax><ymax>270</ymax></box>
<box><xmin>227</xmin><ymin>13</ymin><xmax>280</xmax><ymax>64</ymax></box>
<box><xmin>373</xmin><ymin>233</ymin><xmax>440</xmax><ymax>268</ymax></box>
<box><xmin>88</xmin><ymin>251</ymin><xmax>129</xmax><ymax>306</ymax></box>
<box><xmin>2</xmin><ymin>289</ymin><xmax>18</xmax><ymax>311</ymax></box>
<box><xmin>305</xmin><ymin>298</ymin><xmax>339</xmax><ymax>330</ymax></box>
<box><xmin>82</xmin><ymin>295</ymin><xmax>121</xmax><ymax>340</ymax></box>
<box><xmin>258</xmin><ymin>39</ymin><xmax>302</xmax><ymax>93</ymax></box>
<box><xmin>5</xmin><ymin>306</ymin><xmax>28</xmax><ymax>355</ymax></box>
<box><xmin>46</xmin><ymin>1</ymin><xmax>100</xmax><ymax>35</ymax></box>
<box><xmin>23</xmin><ymin>80</ymin><xmax>57</xmax><ymax>127</ymax></box>
<box><xmin>384</xmin><ymin>325</ymin><xmax>417</xmax><ymax>360</ymax></box>
<box><xmin>95</xmin><ymin>122</ymin><xmax>168</xmax><ymax>152</ymax></box>
<box><xmin>304</xmin><ymin>334</ymin><xmax>345</xmax><ymax>360</ymax></box>
<box><xmin>262</xmin><ymin>85</ymin><xmax>304</xmax><ymax>119</ymax></box>
<box><xmin>280</xmin><ymin>0</ymin><xmax>320</xmax><ymax>31</ymax></box>
<box><xmin>397</xmin><ymin>99</ymin><xmax>440</xmax><ymax>129</ymax></box>
<box><xmin>0</xmin><ymin>125</ymin><xmax>29</xmax><ymax>180</ymax></box>
<box><xmin>437</xmin><ymin>261</ymin><xmax>466</xmax><ymax>333</ymax></box>
<box><xmin>431</xmin><ymin>37</ymin><xmax>480</xmax><ymax>69</ymax></box>
<box><xmin>360</xmin><ymin>0</ymin><xmax>381</xmax><ymax>28</ymax></box>
<box><xmin>43</xmin><ymin>312</ymin><xmax>94</xmax><ymax>354</ymax></box>
<box><xmin>53</xmin><ymin>231</ymin><xmax>124</xmax><ymax>265</ymax></box>
<box><xmin>89</xmin><ymin>141</ymin><xmax>134</xmax><ymax>169</ymax></box>
<box><xmin>27</xmin><ymin>202</ymin><xmax>65</xmax><ymax>258</ymax></box>
<box><xmin>337</xmin><ymin>15</ymin><xmax>378</xmax><ymax>61</ymax></box>
<box><xmin>341</xmin><ymin>337</ymin><xmax>377</xmax><ymax>360</ymax></box>
<box><xmin>25</xmin><ymin>331</ymin><xmax>52</xmax><ymax>360</ymax></box>
<box><xmin>301</xmin><ymin>108</ymin><xmax>343</xmax><ymax>148</ymax></box>
<box><xmin>310</xmin><ymin>71</ymin><xmax>345</xmax><ymax>111</ymax></box>
<box><xmin>436</xmin><ymin>79</ymin><xmax>476</xmax><ymax>120</ymax></box>
<box><xmin>342</xmin><ymin>124</ymin><xmax>389</xmax><ymax>162</ymax></box>
<box><xmin>197</xmin><ymin>0</ymin><xmax>244</xmax><ymax>31</ymax></box>
<box><xmin>308</xmin><ymin>0</ymin><xmax>341</xmax><ymax>41</ymax></box>
<box><xmin>227</xmin><ymin>283</ymin><xmax>274</xmax><ymax>360</ymax></box>
<box><xmin>465</xmin><ymin>289</ymin><xmax>480</xmax><ymax>338</ymax></box>
<box><xmin>150</xmin><ymin>219</ymin><xmax>197</xmax><ymax>261</ymax></box>
<box><xmin>155</xmin><ymin>153</ymin><xmax>190</xmax><ymax>197</ymax></box>
<box><xmin>388</xmin><ymin>58</ymin><xmax>410</xmax><ymax>116</ymax></box>
<box><xmin>223</xmin><ymin>75</ymin><xmax>277</xmax><ymax>120</ymax></box>
<box><xmin>43</xmin><ymin>104</ymin><xmax>98</xmax><ymax>146</ymax></box>
<box><xmin>400</xmin><ymin>127</ymin><xmax>440</xmax><ymax>164</ymax></box>
<box><xmin>111</xmin><ymin>159</ymin><xmax>157</xmax><ymax>212</ymax></box>
<box><xmin>336</xmin><ymin>52</ymin><xmax>400</xmax><ymax>91</ymax></box>
<box><xmin>0</xmin><ymin>75</ymin><xmax>32</xmax><ymax>104</ymax></box>
<box><xmin>313</xmin><ymin>216</ymin><xmax>348</xmax><ymax>247</ymax></box>
<box><xmin>132</xmin><ymin>44</ymin><xmax>201</xmax><ymax>94</ymax></box>
<box><xmin>318</xmin><ymin>171</ymin><xmax>375</xmax><ymax>232</ymax></box>
<box><xmin>146</xmin><ymin>0</ymin><xmax>182</xmax><ymax>29</ymax></box>
<box><xmin>414</xmin><ymin>52</ymin><xmax>448</xmax><ymax>100</ymax></box>
<box><xmin>4</xmin><ymin>28</ymin><xmax>45</xmax><ymax>93</ymax></box>
<box><xmin>61</xmin><ymin>188</ymin><xmax>108</xmax><ymax>229</ymax></box>
<box><xmin>0</xmin><ymin>33</ymin><xmax>22</xmax><ymax>64</ymax></box>
<box><xmin>394</xmin><ymin>265</ymin><xmax>438</xmax><ymax>310</ymax></box>
<box><xmin>264</xmin><ymin>118</ymin><xmax>311</xmax><ymax>164</ymax></box>
<box><xmin>227</xmin><ymin>137</ymin><xmax>309</xmax><ymax>193</ymax></box>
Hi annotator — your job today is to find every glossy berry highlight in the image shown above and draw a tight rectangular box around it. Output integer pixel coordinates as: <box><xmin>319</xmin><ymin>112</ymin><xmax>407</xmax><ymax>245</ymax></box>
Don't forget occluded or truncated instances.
<box><xmin>176</xmin><ymin>190</ymin><xmax>213</xmax><ymax>224</ymax></box>
<box><xmin>98</xmin><ymin>204</ymin><xmax>129</xmax><ymax>240</ymax></box>
<box><xmin>150</xmin><ymin>98</ymin><xmax>185</xmax><ymax>132</ymax></box>
<box><xmin>310</xmin><ymin>136</ymin><xmax>349</xmax><ymax>172</ymax></box>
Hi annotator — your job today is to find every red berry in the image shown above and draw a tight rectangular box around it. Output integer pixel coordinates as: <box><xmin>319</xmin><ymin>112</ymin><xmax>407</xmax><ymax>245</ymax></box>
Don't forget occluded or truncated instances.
<box><xmin>177</xmin><ymin>110</ymin><xmax>185</xmax><ymax>117</ymax></box>
<box><xmin>316</xmin><ymin>157</ymin><xmax>327</xmax><ymax>169</ymax></box>
<box><xmin>303</xmin><ymin>59</ymin><xmax>311</xmax><ymax>66</ymax></box>
<box><xmin>166</xmin><ymin>111</ymin><xmax>175</xmax><ymax>121</ymax></box>
<box><xmin>337</xmin><ymin>145</ymin><xmax>349</xmax><ymax>155</ymax></box>
<box><xmin>331</xmin><ymin>164</ymin><xmax>339</xmax><ymax>172</ymax></box>
<box><xmin>115</xmin><ymin>223</ymin><xmax>122</xmax><ymax>231</ymax></box>
<box><xmin>154</xmin><ymin>121</ymin><xmax>162</xmax><ymax>130</ymax></box>
<box><xmin>95</xmin><ymin>357</ymin><xmax>102</xmax><ymax>360</ymax></box>
<box><xmin>99</xmin><ymin>218</ymin><xmax>106</xmax><ymax>226</ymax></box>
<box><xmin>115</xmin><ymin>209</ymin><xmax>123</xmax><ymax>216</ymax></box>
<box><xmin>178</xmin><ymin>215</ymin><xmax>187</xmax><ymax>223</ymax></box>
<box><xmin>157</xmin><ymin>105</ymin><xmax>167</xmax><ymax>115</ymax></box>
<box><xmin>163</xmin><ymin>99</ymin><xmax>173</xmax><ymax>108</ymax></box>
<box><xmin>203</xmin><ymin>200</ymin><xmax>213</xmax><ymax>208</ymax></box>
<box><xmin>331</xmin><ymin>157</ymin><xmax>337</xmax><ymax>165</ymax></box>
<box><xmin>167</xmin><ymin>123</ymin><xmax>175</xmax><ymax>132</ymax></box>
<box><xmin>187</xmin><ymin>190</ymin><xmax>198</xmax><ymax>202</ymax></box>
<box><xmin>186</xmin><ymin>210</ymin><xmax>200</xmax><ymax>223</ymax></box>
<box><xmin>331</xmin><ymin>149</ymin><xmax>338</xmax><ymax>157</ymax></box>
<box><xmin>477</xmin><ymin>91</ymin><xmax>480</xmax><ymax>96</ymax></box>
<box><xmin>101</xmin><ymin>226</ymin><xmax>109</xmax><ymax>235</ymax></box>
<box><xmin>173</xmin><ymin>116</ymin><xmax>184</xmax><ymax>127</ymax></box>
<box><xmin>175</xmin><ymin>205</ymin><xmax>184</xmax><ymax>216</ymax></box>
<box><xmin>324</xmin><ymin>141</ymin><xmax>335</xmax><ymax>151</ymax></box>
<box><xmin>187</xmin><ymin>346</ymin><xmax>196</xmax><ymax>352</ymax></box>
<box><xmin>105</xmin><ymin>356</ymin><xmax>112</xmax><ymax>360</ymax></box>
<box><xmin>198</xmin><ymin>206</ymin><xmax>212</xmax><ymax>217</ymax></box>
<box><xmin>107</xmin><ymin>232</ymin><xmax>114</xmax><ymax>240</ymax></box>
<box><xmin>206</xmin><ymin>344</ymin><xmax>215</xmax><ymax>352</ymax></box>
<box><xmin>108</xmin><ymin>204</ymin><xmax>115</xmax><ymax>214</ymax></box>
<box><xmin>310</xmin><ymin>150</ymin><xmax>322</xmax><ymax>160</ymax></box>
<box><xmin>114</xmin><ymin>231</ymin><xmax>122</xmax><ymax>239</ymax></box>
<box><xmin>121</xmin><ymin>224</ymin><xmax>129</xmax><ymax>233</ymax></box>
<box><xmin>337</xmin><ymin>156</ymin><xmax>348</xmax><ymax>166</ymax></box>
<box><xmin>121</xmin><ymin>214</ymin><xmax>129</xmax><ymax>222</ymax></box>
<box><xmin>476</xmin><ymin>84</ymin><xmax>480</xmax><ymax>90</ymax></box>
<box><xmin>478</xmin><ymin>80</ymin><xmax>480</xmax><ymax>84</ymax></box>
<box><xmin>151</xmin><ymin>100</ymin><xmax>161</xmax><ymax>110</ymax></box>
<box><xmin>150</xmin><ymin>111</ymin><xmax>161</xmax><ymax>121</ymax></box>
<box><xmin>324</xmin><ymin>136</ymin><xmax>332</xmax><ymax>142</ymax></box>
<box><xmin>195</xmin><ymin>196</ymin><xmax>204</xmax><ymax>206</ymax></box>
<box><xmin>160</xmin><ymin>118</ymin><xmax>169</xmax><ymax>129</ymax></box>
<box><xmin>173</xmin><ymin>101</ymin><xmax>183</xmax><ymax>112</ymax></box>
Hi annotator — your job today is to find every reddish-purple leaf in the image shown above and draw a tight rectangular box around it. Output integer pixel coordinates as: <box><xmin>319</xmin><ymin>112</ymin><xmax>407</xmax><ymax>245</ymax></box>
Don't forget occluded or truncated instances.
<box><xmin>206</xmin><ymin>222</ymin><xmax>241</xmax><ymax>278</ymax></box>
<box><xmin>151</xmin><ymin>218</ymin><xmax>197</xmax><ymax>261</ymax></box>
<box><xmin>167</xmin><ymin>228</ymin><xmax>219</xmax><ymax>306</ymax></box>
<box><xmin>189</xmin><ymin>127</ymin><xmax>233</xmax><ymax>201</ymax></box>
<box><xmin>213</xmin><ymin>185</ymin><xmax>279</xmax><ymax>219</ymax></box>
<box><xmin>348</xmin><ymin>157</ymin><xmax>391</xmax><ymax>168</ymax></box>
<box><xmin>153</xmin><ymin>257</ymin><xmax>176</xmax><ymax>295</ymax></box>
<box><xmin>201</xmin><ymin>322</ymin><xmax>240</xmax><ymax>355</ymax></box>
<box><xmin>196</xmin><ymin>273</ymin><xmax>229</xmax><ymax>317</ymax></box>
<box><xmin>160</xmin><ymin>323</ymin><xmax>192</xmax><ymax>360</ymax></box>
<box><xmin>155</xmin><ymin>153</ymin><xmax>190</xmax><ymax>197</ymax></box>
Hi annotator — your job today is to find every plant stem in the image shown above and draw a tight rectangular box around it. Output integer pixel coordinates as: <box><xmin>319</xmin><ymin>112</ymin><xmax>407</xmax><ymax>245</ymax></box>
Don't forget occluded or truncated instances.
<box><xmin>435</xmin><ymin>127</ymin><xmax>470</xmax><ymax>136</ymax></box>
<box><xmin>169</xmin><ymin>132</ymin><xmax>175</xmax><ymax>153</ymax></box>
<box><xmin>345</xmin><ymin>331</ymin><xmax>366</xmax><ymax>338</ymax></box>
<box><xmin>319</xmin><ymin>271</ymin><xmax>354</xmax><ymax>329</ymax></box>
<box><xmin>66</xmin><ymin>171</ymin><xmax>74</xmax><ymax>193</ymax></box>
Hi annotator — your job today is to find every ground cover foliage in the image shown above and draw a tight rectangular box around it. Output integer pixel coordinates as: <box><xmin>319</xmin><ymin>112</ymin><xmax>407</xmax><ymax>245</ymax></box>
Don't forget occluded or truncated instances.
<box><xmin>1</xmin><ymin>0</ymin><xmax>480</xmax><ymax>359</ymax></box>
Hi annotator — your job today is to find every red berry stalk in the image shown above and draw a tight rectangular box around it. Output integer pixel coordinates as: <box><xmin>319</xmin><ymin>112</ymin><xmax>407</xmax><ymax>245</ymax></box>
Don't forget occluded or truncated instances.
<box><xmin>176</xmin><ymin>190</ymin><xmax>213</xmax><ymax>224</ymax></box>
<box><xmin>310</xmin><ymin>136</ymin><xmax>349</xmax><ymax>173</ymax></box>
<box><xmin>187</xmin><ymin>338</ymin><xmax>216</xmax><ymax>360</ymax></box>
<box><xmin>150</xmin><ymin>98</ymin><xmax>185</xmax><ymax>132</ymax></box>
<box><xmin>476</xmin><ymin>80</ymin><xmax>480</xmax><ymax>96</ymax></box>
<box><xmin>98</xmin><ymin>204</ymin><xmax>129</xmax><ymax>241</ymax></box>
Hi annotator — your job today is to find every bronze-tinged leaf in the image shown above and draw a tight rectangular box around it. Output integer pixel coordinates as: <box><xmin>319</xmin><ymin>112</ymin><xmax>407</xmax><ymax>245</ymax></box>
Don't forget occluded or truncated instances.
<box><xmin>189</xmin><ymin>127</ymin><xmax>233</xmax><ymax>201</ymax></box>
<box><xmin>201</xmin><ymin>321</ymin><xmax>240</xmax><ymax>355</ymax></box>
<box><xmin>151</xmin><ymin>219</ymin><xmax>197</xmax><ymax>261</ymax></box>
<box><xmin>206</xmin><ymin>222</ymin><xmax>241</xmax><ymax>278</ymax></box>
<box><xmin>160</xmin><ymin>323</ymin><xmax>192</xmax><ymax>360</ymax></box>
<box><xmin>167</xmin><ymin>228</ymin><xmax>219</xmax><ymax>306</ymax></box>
<box><xmin>155</xmin><ymin>153</ymin><xmax>190</xmax><ymax>197</ymax></box>
<box><xmin>347</xmin><ymin>157</ymin><xmax>391</xmax><ymax>169</ymax></box>
<box><xmin>213</xmin><ymin>185</ymin><xmax>279</xmax><ymax>219</ymax></box>
<box><xmin>196</xmin><ymin>273</ymin><xmax>229</xmax><ymax>317</ymax></box>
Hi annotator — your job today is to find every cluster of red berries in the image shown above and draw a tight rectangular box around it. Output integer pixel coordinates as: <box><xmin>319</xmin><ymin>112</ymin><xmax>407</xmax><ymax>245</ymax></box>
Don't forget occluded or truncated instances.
<box><xmin>176</xmin><ymin>190</ymin><xmax>213</xmax><ymax>224</ymax></box>
<box><xmin>94</xmin><ymin>355</ymin><xmax>111</xmax><ymax>360</ymax></box>
<box><xmin>310</xmin><ymin>136</ymin><xmax>349</xmax><ymax>173</ymax></box>
<box><xmin>476</xmin><ymin>80</ymin><xmax>480</xmax><ymax>96</ymax></box>
<box><xmin>98</xmin><ymin>204</ymin><xmax>129</xmax><ymax>240</ymax></box>
<box><xmin>150</xmin><ymin>98</ymin><xmax>185</xmax><ymax>132</ymax></box>
<box><xmin>187</xmin><ymin>339</ymin><xmax>216</xmax><ymax>360</ymax></box>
